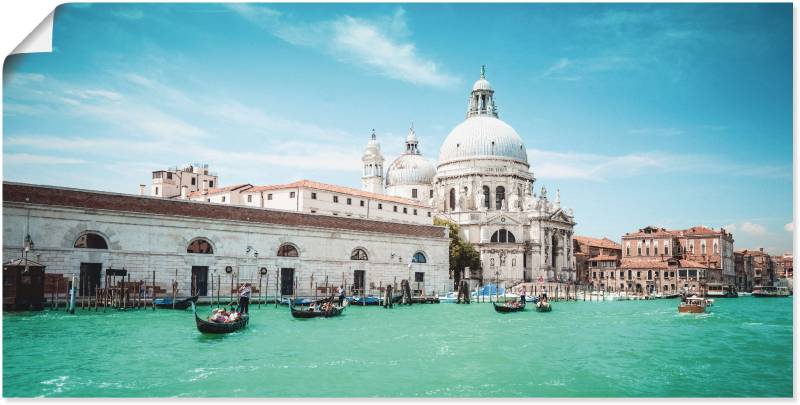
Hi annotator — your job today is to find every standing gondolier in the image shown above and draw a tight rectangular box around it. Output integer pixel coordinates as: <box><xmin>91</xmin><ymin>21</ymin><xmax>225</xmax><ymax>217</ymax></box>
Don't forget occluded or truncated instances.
<box><xmin>519</xmin><ymin>285</ymin><xmax>526</xmax><ymax>304</ymax></box>
<box><xmin>238</xmin><ymin>283</ymin><xmax>251</xmax><ymax>314</ymax></box>
<box><xmin>337</xmin><ymin>285</ymin><xmax>345</xmax><ymax>306</ymax></box>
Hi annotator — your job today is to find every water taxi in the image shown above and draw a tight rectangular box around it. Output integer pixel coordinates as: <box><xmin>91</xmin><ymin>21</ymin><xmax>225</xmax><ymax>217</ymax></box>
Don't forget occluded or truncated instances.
<box><xmin>678</xmin><ymin>296</ymin><xmax>707</xmax><ymax>313</ymax></box>
<box><xmin>706</xmin><ymin>283</ymin><xmax>738</xmax><ymax>298</ymax></box>
<box><xmin>752</xmin><ymin>286</ymin><xmax>791</xmax><ymax>297</ymax></box>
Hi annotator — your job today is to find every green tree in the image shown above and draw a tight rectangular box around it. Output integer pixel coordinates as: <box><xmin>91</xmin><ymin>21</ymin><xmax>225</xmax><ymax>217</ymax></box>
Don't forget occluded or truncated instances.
<box><xmin>434</xmin><ymin>218</ymin><xmax>482</xmax><ymax>286</ymax></box>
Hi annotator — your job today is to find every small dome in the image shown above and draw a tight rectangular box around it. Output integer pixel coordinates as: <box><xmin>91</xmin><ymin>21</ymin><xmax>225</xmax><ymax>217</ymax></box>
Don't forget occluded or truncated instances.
<box><xmin>438</xmin><ymin>116</ymin><xmax>528</xmax><ymax>165</ymax></box>
<box><xmin>472</xmin><ymin>78</ymin><xmax>492</xmax><ymax>91</ymax></box>
<box><xmin>386</xmin><ymin>154</ymin><xmax>436</xmax><ymax>187</ymax></box>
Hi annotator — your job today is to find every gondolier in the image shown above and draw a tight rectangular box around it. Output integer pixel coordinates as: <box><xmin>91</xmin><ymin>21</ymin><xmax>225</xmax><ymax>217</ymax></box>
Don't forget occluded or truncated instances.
<box><xmin>238</xmin><ymin>283</ymin><xmax>251</xmax><ymax>314</ymax></box>
<box><xmin>519</xmin><ymin>286</ymin><xmax>526</xmax><ymax>303</ymax></box>
<box><xmin>337</xmin><ymin>285</ymin><xmax>345</xmax><ymax>306</ymax></box>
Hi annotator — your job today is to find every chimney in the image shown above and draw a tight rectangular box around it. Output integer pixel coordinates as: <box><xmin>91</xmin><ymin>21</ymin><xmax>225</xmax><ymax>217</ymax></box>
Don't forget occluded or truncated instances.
<box><xmin>181</xmin><ymin>185</ymin><xmax>189</xmax><ymax>200</ymax></box>
<box><xmin>760</xmin><ymin>247</ymin><xmax>764</xmax><ymax>252</ymax></box>
<box><xmin>139</xmin><ymin>185</ymin><xmax>146</xmax><ymax>196</ymax></box>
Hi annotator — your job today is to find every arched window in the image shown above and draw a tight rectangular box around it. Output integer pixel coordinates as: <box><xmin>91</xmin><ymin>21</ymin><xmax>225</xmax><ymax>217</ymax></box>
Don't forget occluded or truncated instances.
<box><xmin>412</xmin><ymin>251</ymin><xmax>427</xmax><ymax>263</ymax></box>
<box><xmin>187</xmin><ymin>238</ymin><xmax>213</xmax><ymax>254</ymax></box>
<box><xmin>701</xmin><ymin>241</ymin><xmax>707</xmax><ymax>255</ymax></box>
<box><xmin>74</xmin><ymin>232</ymin><xmax>108</xmax><ymax>249</ymax></box>
<box><xmin>713</xmin><ymin>240</ymin><xmax>719</xmax><ymax>254</ymax></box>
<box><xmin>277</xmin><ymin>243</ymin><xmax>299</xmax><ymax>257</ymax></box>
<box><xmin>490</xmin><ymin>229</ymin><xmax>516</xmax><ymax>243</ymax></box>
<box><xmin>482</xmin><ymin>186</ymin><xmax>490</xmax><ymax>209</ymax></box>
<box><xmin>495</xmin><ymin>186</ymin><xmax>505</xmax><ymax>209</ymax></box>
<box><xmin>350</xmin><ymin>248</ymin><xmax>368</xmax><ymax>261</ymax></box>
<box><xmin>449</xmin><ymin>188</ymin><xmax>456</xmax><ymax>210</ymax></box>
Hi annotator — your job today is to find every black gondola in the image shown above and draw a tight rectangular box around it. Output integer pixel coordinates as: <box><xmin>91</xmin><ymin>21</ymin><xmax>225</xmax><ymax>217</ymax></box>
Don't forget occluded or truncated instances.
<box><xmin>290</xmin><ymin>304</ymin><xmax>345</xmax><ymax>319</ymax></box>
<box><xmin>493</xmin><ymin>302</ymin><xmax>525</xmax><ymax>313</ymax></box>
<box><xmin>154</xmin><ymin>294</ymin><xmax>199</xmax><ymax>310</ymax></box>
<box><xmin>192</xmin><ymin>303</ymin><xmax>249</xmax><ymax>334</ymax></box>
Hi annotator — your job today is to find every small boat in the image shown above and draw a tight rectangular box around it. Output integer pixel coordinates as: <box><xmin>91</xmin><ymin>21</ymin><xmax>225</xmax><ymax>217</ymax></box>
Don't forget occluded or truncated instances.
<box><xmin>678</xmin><ymin>296</ymin><xmax>707</xmax><ymax>313</ymax></box>
<box><xmin>752</xmin><ymin>286</ymin><xmax>791</xmax><ymax>298</ymax></box>
<box><xmin>191</xmin><ymin>303</ymin><xmax>249</xmax><ymax>334</ymax></box>
<box><xmin>739</xmin><ymin>292</ymin><xmax>752</xmax><ymax>297</ymax></box>
<box><xmin>661</xmin><ymin>293</ymin><xmax>681</xmax><ymax>299</ymax></box>
<box><xmin>280</xmin><ymin>297</ymin><xmax>330</xmax><ymax>306</ymax></box>
<box><xmin>154</xmin><ymin>294</ymin><xmax>198</xmax><ymax>310</ymax></box>
<box><xmin>290</xmin><ymin>303</ymin><xmax>345</xmax><ymax>319</ymax></box>
<box><xmin>347</xmin><ymin>295</ymin><xmax>381</xmax><ymax>305</ymax></box>
<box><xmin>493</xmin><ymin>301</ymin><xmax>525</xmax><ymax>313</ymax></box>
<box><xmin>535</xmin><ymin>301</ymin><xmax>552</xmax><ymax>312</ymax></box>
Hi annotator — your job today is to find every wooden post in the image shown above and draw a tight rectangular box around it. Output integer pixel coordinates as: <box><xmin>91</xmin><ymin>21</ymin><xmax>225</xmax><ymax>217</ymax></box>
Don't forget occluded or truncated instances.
<box><xmin>152</xmin><ymin>270</ymin><xmax>156</xmax><ymax>311</ymax></box>
<box><xmin>173</xmin><ymin>269</ymin><xmax>178</xmax><ymax>310</ymax></box>
<box><xmin>275</xmin><ymin>270</ymin><xmax>279</xmax><ymax>308</ymax></box>
<box><xmin>218</xmin><ymin>275</ymin><xmax>222</xmax><ymax>309</ymax></box>
<box><xmin>230</xmin><ymin>273</ymin><xmax>234</xmax><ymax>308</ymax></box>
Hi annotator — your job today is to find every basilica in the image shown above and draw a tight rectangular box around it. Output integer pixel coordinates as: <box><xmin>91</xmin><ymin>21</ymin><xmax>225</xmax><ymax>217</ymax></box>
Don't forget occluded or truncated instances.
<box><xmin>361</xmin><ymin>67</ymin><xmax>577</xmax><ymax>284</ymax></box>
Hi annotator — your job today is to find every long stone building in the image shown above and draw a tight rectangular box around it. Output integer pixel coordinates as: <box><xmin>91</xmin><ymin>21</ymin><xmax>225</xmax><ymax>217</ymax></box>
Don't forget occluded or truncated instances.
<box><xmin>3</xmin><ymin>183</ymin><xmax>450</xmax><ymax>301</ymax></box>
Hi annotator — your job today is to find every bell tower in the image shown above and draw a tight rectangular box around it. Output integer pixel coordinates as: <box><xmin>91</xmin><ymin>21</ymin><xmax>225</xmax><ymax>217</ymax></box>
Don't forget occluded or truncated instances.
<box><xmin>361</xmin><ymin>129</ymin><xmax>385</xmax><ymax>194</ymax></box>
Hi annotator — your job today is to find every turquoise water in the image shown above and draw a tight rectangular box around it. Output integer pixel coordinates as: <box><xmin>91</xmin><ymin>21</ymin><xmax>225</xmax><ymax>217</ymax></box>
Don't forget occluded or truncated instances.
<box><xmin>3</xmin><ymin>297</ymin><xmax>793</xmax><ymax>397</ymax></box>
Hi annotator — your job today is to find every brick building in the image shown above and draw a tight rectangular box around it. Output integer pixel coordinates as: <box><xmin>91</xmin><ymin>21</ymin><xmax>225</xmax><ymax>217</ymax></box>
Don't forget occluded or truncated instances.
<box><xmin>739</xmin><ymin>248</ymin><xmax>774</xmax><ymax>287</ymax></box>
<box><xmin>734</xmin><ymin>251</ymin><xmax>754</xmax><ymax>292</ymax></box>
<box><xmin>573</xmin><ymin>235</ymin><xmax>621</xmax><ymax>284</ymax></box>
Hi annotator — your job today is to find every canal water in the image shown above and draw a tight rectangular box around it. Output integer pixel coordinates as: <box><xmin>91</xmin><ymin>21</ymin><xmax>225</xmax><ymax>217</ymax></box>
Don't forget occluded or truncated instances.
<box><xmin>3</xmin><ymin>297</ymin><xmax>792</xmax><ymax>397</ymax></box>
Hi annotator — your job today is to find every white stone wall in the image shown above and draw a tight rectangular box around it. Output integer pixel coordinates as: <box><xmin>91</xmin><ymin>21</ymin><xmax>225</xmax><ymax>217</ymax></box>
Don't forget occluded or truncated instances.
<box><xmin>240</xmin><ymin>187</ymin><xmax>432</xmax><ymax>225</ymax></box>
<box><xmin>3</xmin><ymin>203</ymin><xmax>450</xmax><ymax>301</ymax></box>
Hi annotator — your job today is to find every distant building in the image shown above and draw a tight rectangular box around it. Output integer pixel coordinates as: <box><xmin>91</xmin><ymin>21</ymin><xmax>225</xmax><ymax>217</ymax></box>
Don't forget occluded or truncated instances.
<box><xmin>740</xmin><ymin>248</ymin><xmax>774</xmax><ymax>287</ymax></box>
<box><xmin>148</xmin><ymin>163</ymin><xmax>218</xmax><ymax>199</ymax></box>
<box><xmin>187</xmin><ymin>183</ymin><xmax>253</xmax><ymax>205</ymax></box>
<box><xmin>671</xmin><ymin>226</ymin><xmax>735</xmax><ymax>286</ymax></box>
<box><xmin>573</xmin><ymin>235</ymin><xmax>621</xmax><ymax>285</ymax></box>
<box><xmin>734</xmin><ymin>251</ymin><xmax>754</xmax><ymax>292</ymax></box>
<box><xmin>619</xmin><ymin>225</ymin><xmax>733</xmax><ymax>294</ymax></box>
<box><xmin>240</xmin><ymin>180</ymin><xmax>433</xmax><ymax>225</ymax></box>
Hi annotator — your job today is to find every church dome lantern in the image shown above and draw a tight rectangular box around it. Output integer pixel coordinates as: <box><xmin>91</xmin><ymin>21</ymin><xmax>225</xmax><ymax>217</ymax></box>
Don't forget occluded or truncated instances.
<box><xmin>438</xmin><ymin>66</ymin><xmax>528</xmax><ymax>166</ymax></box>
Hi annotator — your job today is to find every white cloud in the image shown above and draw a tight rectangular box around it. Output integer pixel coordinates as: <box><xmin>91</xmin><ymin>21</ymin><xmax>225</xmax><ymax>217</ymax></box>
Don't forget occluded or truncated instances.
<box><xmin>740</xmin><ymin>222</ymin><xmax>767</xmax><ymax>237</ymax></box>
<box><xmin>226</xmin><ymin>5</ymin><xmax>457</xmax><ymax>88</ymax></box>
<box><xmin>527</xmin><ymin>148</ymin><xmax>790</xmax><ymax>181</ymax></box>
<box><xmin>4</xmin><ymin>153</ymin><xmax>87</xmax><ymax>165</ymax></box>
<box><xmin>784</xmin><ymin>222</ymin><xmax>794</xmax><ymax>232</ymax></box>
<box><xmin>528</xmin><ymin>149</ymin><xmax>668</xmax><ymax>181</ymax></box>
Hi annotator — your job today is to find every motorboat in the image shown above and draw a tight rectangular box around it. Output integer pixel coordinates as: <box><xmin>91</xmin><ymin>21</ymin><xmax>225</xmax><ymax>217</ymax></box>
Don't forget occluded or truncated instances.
<box><xmin>678</xmin><ymin>296</ymin><xmax>707</xmax><ymax>313</ymax></box>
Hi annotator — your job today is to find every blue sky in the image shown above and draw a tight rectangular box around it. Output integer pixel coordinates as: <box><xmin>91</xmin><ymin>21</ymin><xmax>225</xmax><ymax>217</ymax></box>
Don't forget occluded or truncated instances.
<box><xmin>3</xmin><ymin>3</ymin><xmax>793</xmax><ymax>253</ymax></box>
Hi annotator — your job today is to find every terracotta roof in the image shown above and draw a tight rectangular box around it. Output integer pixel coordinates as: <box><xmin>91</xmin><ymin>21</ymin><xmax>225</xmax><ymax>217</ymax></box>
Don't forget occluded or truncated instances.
<box><xmin>187</xmin><ymin>183</ymin><xmax>252</xmax><ymax>198</ymax></box>
<box><xmin>738</xmin><ymin>249</ymin><xmax>770</xmax><ymax>257</ymax></box>
<box><xmin>3</xmin><ymin>182</ymin><xmax>446</xmax><ymax>239</ymax></box>
<box><xmin>622</xmin><ymin>226</ymin><xmax>674</xmax><ymax>238</ymax></box>
<box><xmin>588</xmin><ymin>254</ymin><xmax>620</xmax><ymax>262</ymax></box>
<box><xmin>671</xmin><ymin>226</ymin><xmax>727</xmax><ymax>237</ymax></box>
<box><xmin>246</xmin><ymin>179</ymin><xmax>427</xmax><ymax>207</ymax></box>
<box><xmin>619</xmin><ymin>257</ymin><xmax>710</xmax><ymax>269</ymax></box>
<box><xmin>574</xmin><ymin>235</ymin><xmax>621</xmax><ymax>250</ymax></box>
<box><xmin>620</xmin><ymin>258</ymin><xmax>669</xmax><ymax>269</ymax></box>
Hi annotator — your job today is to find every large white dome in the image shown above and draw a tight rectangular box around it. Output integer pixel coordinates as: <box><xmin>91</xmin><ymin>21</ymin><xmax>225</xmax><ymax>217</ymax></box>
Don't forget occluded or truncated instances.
<box><xmin>386</xmin><ymin>153</ymin><xmax>436</xmax><ymax>186</ymax></box>
<box><xmin>438</xmin><ymin>116</ymin><xmax>528</xmax><ymax>165</ymax></box>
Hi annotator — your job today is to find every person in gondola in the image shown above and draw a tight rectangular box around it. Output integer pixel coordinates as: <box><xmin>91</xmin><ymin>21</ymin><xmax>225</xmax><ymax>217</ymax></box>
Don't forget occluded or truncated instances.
<box><xmin>337</xmin><ymin>285</ymin><xmax>345</xmax><ymax>306</ymax></box>
<box><xmin>519</xmin><ymin>285</ymin><xmax>527</xmax><ymax>304</ymax></box>
<box><xmin>237</xmin><ymin>283</ymin><xmax>251</xmax><ymax>314</ymax></box>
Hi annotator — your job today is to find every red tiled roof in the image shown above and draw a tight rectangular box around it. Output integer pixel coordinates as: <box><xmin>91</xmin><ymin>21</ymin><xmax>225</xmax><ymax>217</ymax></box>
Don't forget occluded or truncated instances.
<box><xmin>247</xmin><ymin>180</ymin><xmax>427</xmax><ymax>207</ymax></box>
<box><xmin>619</xmin><ymin>257</ymin><xmax>710</xmax><ymax>269</ymax></box>
<box><xmin>3</xmin><ymin>183</ymin><xmax>446</xmax><ymax>239</ymax></box>
<box><xmin>622</xmin><ymin>226</ymin><xmax>674</xmax><ymax>238</ymax></box>
<box><xmin>588</xmin><ymin>254</ymin><xmax>620</xmax><ymax>262</ymax></box>
<box><xmin>187</xmin><ymin>183</ymin><xmax>252</xmax><ymax>198</ymax></box>
<box><xmin>574</xmin><ymin>235</ymin><xmax>621</xmax><ymax>250</ymax></box>
<box><xmin>671</xmin><ymin>226</ymin><xmax>727</xmax><ymax>237</ymax></box>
